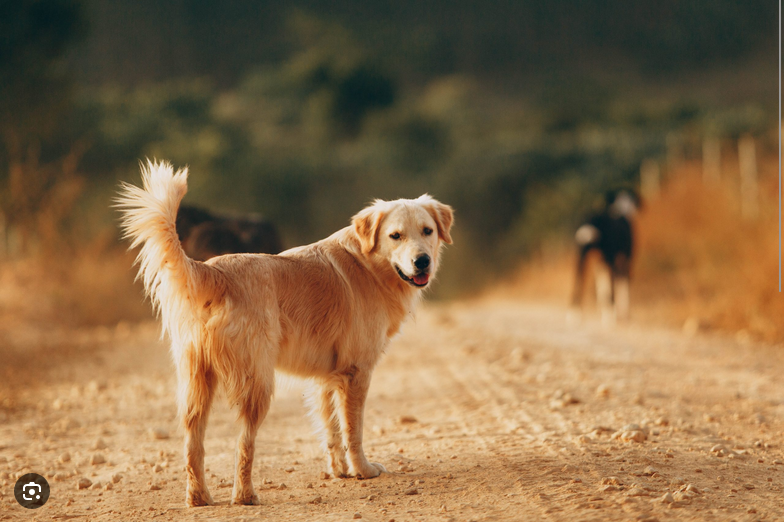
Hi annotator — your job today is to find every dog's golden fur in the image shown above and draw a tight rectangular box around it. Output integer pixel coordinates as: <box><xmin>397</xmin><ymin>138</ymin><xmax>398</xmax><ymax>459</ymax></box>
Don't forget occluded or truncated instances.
<box><xmin>116</xmin><ymin>160</ymin><xmax>453</xmax><ymax>507</ymax></box>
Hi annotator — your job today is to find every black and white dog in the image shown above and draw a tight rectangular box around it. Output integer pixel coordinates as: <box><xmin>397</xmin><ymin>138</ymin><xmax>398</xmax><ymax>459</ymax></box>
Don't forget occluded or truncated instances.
<box><xmin>572</xmin><ymin>189</ymin><xmax>640</xmax><ymax>323</ymax></box>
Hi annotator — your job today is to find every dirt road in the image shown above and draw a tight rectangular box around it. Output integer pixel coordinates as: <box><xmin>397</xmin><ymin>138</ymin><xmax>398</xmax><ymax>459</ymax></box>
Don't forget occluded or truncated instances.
<box><xmin>2</xmin><ymin>299</ymin><xmax>783</xmax><ymax>521</ymax></box>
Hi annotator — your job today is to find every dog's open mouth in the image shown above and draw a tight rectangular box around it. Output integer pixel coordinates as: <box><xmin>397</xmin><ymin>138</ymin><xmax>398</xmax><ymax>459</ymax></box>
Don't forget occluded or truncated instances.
<box><xmin>395</xmin><ymin>265</ymin><xmax>430</xmax><ymax>287</ymax></box>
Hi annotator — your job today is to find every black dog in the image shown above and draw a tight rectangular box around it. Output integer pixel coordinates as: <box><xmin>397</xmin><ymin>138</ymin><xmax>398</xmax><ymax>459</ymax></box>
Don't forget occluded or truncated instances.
<box><xmin>176</xmin><ymin>205</ymin><xmax>283</xmax><ymax>261</ymax></box>
<box><xmin>572</xmin><ymin>189</ymin><xmax>640</xmax><ymax>323</ymax></box>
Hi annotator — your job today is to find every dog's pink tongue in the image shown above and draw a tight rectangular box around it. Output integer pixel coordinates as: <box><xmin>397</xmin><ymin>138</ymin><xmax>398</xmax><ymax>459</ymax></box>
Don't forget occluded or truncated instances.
<box><xmin>413</xmin><ymin>273</ymin><xmax>430</xmax><ymax>286</ymax></box>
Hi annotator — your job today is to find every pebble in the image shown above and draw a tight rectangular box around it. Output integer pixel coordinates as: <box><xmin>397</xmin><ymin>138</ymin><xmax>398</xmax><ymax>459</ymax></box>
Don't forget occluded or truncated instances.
<box><xmin>149</xmin><ymin>483</ymin><xmax>161</xmax><ymax>491</ymax></box>
<box><xmin>89</xmin><ymin>481</ymin><xmax>104</xmax><ymax>490</ymax></box>
<box><xmin>601</xmin><ymin>485</ymin><xmax>619</xmax><ymax>492</ymax></box>
<box><xmin>595</xmin><ymin>384</ymin><xmax>610</xmax><ymax>398</ymax></box>
<box><xmin>670</xmin><ymin>477</ymin><xmax>686</xmax><ymax>486</ymax></box>
<box><xmin>54</xmin><ymin>417</ymin><xmax>81</xmax><ymax>431</ymax></box>
<box><xmin>654</xmin><ymin>417</ymin><xmax>669</xmax><ymax>426</ymax></box>
<box><xmin>353</xmin><ymin>513</ymin><xmax>362</xmax><ymax>519</ymax></box>
<box><xmin>86</xmin><ymin>380</ymin><xmax>107</xmax><ymax>394</ymax></box>
<box><xmin>626</xmin><ymin>487</ymin><xmax>648</xmax><ymax>497</ymax></box>
<box><xmin>308</xmin><ymin>496</ymin><xmax>322</xmax><ymax>504</ymax></box>
<box><xmin>673</xmin><ymin>490</ymin><xmax>694</xmax><ymax>502</ymax></box>
<box><xmin>77</xmin><ymin>478</ymin><xmax>92</xmax><ymax>490</ymax></box>
<box><xmin>659</xmin><ymin>492</ymin><xmax>674</xmax><ymax>504</ymax></box>
<box><xmin>319</xmin><ymin>472</ymin><xmax>330</xmax><ymax>480</ymax></box>
<box><xmin>148</xmin><ymin>428</ymin><xmax>169</xmax><ymax>440</ymax></box>
<box><xmin>399</xmin><ymin>415</ymin><xmax>418</xmax><ymax>424</ymax></box>
<box><xmin>53</xmin><ymin>472</ymin><xmax>69</xmax><ymax>482</ymax></box>
<box><xmin>621</xmin><ymin>431</ymin><xmax>646</xmax><ymax>443</ymax></box>
<box><xmin>90</xmin><ymin>453</ymin><xmax>106</xmax><ymax>465</ymax></box>
<box><xmin>285</xmin><ymin>467</ymin><xmax>295</xmax><ymax>473</ymax></box>
<box><xmin>306</xmin><ymin>483</ymin><xmax>314</xmax><ymax>489</ymax></box>
<box><xmin>112</xmin><ymin>473</ymin><xmax>123</xmax><ymax>483</ymax></box>
<box><xmin>710</xmin><ymin>444</ymin><xmax>726</xmax><ymax>453</ymax></box>
<box><xmin>153</xmin><ymin>464</ymin><xmax>164</xmax><ymax>473</ymax></box>
<box><xmin>59</xmin><ymin>452</ymin><xmax>72</xmax><ymax>463</ymax></box>
<box><xmin>404</xmin><ymin>488</ymin><xmax>419</xmax><ymax>495</ymax></box>
<box><xmin>278</xmin><ymin>483</ymin><xmax>287</xmax><ymax>490</ymax></box>
<box><xmin>104</xmin><ymin>482</ymin><xmax>113</xmax><ymax>491</ymax></box>
<box><xmin>92</xmin><ymin>438</ymin><xmax>108</xmax><ymax>450</ymax></box>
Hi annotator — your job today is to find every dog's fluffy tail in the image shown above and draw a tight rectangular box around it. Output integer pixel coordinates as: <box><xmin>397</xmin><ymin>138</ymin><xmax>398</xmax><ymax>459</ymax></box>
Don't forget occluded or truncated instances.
<box><xmin>116</xmin><ymin>160</ymin><xmax>213</xmax><ymax>343</ymax></box>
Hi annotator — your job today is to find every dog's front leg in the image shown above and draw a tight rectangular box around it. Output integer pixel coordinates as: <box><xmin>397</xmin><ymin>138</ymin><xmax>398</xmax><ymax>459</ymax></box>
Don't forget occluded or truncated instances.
<box><xmin>336</xmin><ymin>368</ymin><xmax>386</xmax><ymax>479</ymax></box>
<box><xmin>306</xmin><ymin>383</ymin><xmax>349</xmax><ymax>477</ymax></box>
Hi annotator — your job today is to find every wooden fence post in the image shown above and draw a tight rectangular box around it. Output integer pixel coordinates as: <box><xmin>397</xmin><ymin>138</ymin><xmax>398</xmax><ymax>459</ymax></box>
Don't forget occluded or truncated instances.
<box><xmin>738</xmin><ymin>134</ymin><xmax>759</xmax><ymax>220</ymax></box>
<box><xmin>640</xmin><ymin>159</ymin><xmax>660</xmax><ymax>199</ymax></box>
<box><xmin>702</xmin><ymin>137</ymin><xmax>721</xmax><ymax>184</ymax></box>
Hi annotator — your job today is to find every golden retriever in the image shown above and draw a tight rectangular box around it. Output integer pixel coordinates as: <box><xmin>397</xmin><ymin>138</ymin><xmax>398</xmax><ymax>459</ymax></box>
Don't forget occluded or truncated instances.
<box><xmin>116</xmin><ymin>160</ymin><xmax>453</xmax><ymax>507</ymax></box>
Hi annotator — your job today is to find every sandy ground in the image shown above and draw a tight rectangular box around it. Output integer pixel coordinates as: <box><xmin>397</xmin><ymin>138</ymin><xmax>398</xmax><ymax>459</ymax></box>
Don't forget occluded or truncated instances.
<box><xmin>1</xmin><ymin>299</ymin><xmax>783</xmax><ymax>521</ymax></box>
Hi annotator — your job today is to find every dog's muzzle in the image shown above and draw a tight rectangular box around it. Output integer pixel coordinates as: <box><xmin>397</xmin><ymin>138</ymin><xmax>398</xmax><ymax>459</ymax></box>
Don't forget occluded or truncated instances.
<box><xmin>395</xmin><ymin>264</ymin><xmax>430</xmax><ymax>287</ymax></box>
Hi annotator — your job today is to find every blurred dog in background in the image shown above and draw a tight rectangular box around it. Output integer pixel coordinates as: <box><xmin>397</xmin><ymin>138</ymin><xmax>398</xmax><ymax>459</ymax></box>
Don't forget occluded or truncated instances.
<box><xmin>176</xmin><ymin>205</ymin><xmax>283</xmax><ymax>261</ymax></box>
<box><xmin>572</xmin><ymin>189</ymin><xmax>640</xmax><ymax>324</ymax></box>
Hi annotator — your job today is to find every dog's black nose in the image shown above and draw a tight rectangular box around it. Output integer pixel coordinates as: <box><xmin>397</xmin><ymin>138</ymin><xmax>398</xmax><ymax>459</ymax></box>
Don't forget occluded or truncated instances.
<box><xmin>414</xmin><ymin>254</ymin><xmax>431</xmax><ymax>270</ymax></box>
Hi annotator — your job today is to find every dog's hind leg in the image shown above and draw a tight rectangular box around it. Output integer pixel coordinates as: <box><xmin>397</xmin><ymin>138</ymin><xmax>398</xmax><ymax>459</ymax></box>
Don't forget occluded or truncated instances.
<box><xmin>305</xmin><ymin>382</ymin><xmax>349</xmax><ymax>478</ymax></box>
<box><xmin>231</xmin><ymin>377</ymin><xmax>272</xmax><ymax>505</ymax></box>
<box><xmin>614</xmin><ymin>276</ymin><xmax>630</xmax><ymax>321</ymax></box>
<box><xmin>595</xmin><ymin>262</ymin><xmax>615</xmax><ymax>327</ymax></box>
<box><xmin>335</xmin><ymin>367</ymin><xmax>386</xmax><ymax>479</ymax></box>
<box><xmin>613</xmin><ymin>254</ymin><xmax>631</xmax><ymax>322</ymax></box>
<box><xmin>181</xmin><ymin>364</ymin><xmax>217</xmax><ymax>507</ymax></box>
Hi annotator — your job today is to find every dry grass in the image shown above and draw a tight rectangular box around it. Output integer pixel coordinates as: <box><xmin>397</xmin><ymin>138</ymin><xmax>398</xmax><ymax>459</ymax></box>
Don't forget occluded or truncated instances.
<box><xmin>0</xmin><ymin>241</ymin><xmax>150</xmax><ymax>331</ymax></box>
<box><xmin>497</xmin><ymin>153</ymin><xmax>782</xmax><ymax>342</ymax></box>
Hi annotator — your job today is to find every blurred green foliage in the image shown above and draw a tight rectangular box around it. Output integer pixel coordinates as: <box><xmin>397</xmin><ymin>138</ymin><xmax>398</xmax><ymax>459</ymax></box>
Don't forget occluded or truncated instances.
<box><xmin>0</xmin><ymin>7</ymin><xmax>776</xmax><ymax>296</ymax></box>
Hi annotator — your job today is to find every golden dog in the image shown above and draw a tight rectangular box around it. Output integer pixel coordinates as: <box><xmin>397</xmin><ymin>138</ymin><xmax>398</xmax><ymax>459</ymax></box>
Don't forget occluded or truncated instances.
<box><xmin>116</xmin><ymin>161</ymin><xmax>453</xmax><ymax>506</ymax></box>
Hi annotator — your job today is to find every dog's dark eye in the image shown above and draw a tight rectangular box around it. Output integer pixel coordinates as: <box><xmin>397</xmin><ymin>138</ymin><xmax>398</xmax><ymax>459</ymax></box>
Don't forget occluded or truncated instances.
<box><xmin>423</xmin><ymin>227</ymin><xmax>433</xmax><ymax>236</ymax></box>
<box><xmin>389</xmin><ymin>232</ymin><xmax>401</xmax><ymax>240</ymax></box>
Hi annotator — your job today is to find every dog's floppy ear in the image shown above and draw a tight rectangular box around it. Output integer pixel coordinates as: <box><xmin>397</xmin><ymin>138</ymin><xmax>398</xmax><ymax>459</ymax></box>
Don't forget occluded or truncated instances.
<box><xmin>352</xmin><ymin>202</ymin><xmax>385</xmax><ymax>254</ymax></box>
<box><xmin>419</xmin><ymin>195</ymin><xmax>454</xmax><ymax>244</ymax></box>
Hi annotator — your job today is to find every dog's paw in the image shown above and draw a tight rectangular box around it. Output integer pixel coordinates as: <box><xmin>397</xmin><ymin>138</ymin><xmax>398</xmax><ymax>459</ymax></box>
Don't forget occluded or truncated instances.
<box><xmin>185</xmin><ymin>488</ymin><xmax>214</xmax><ymax>507</ymax></box>
<box><xmin>328</xmin><ymin>455</ymin><xmax>349</xmax><ymax>478</ymax></box>
<box><xmin>231</xmin><ymin>490</ymin><xmax>261</xmax><ymax>506</ymax></box>
<box><xmin>355</xmin><ymin>461</ymin><xmax>386</xmax><ymax>479</ymax></box>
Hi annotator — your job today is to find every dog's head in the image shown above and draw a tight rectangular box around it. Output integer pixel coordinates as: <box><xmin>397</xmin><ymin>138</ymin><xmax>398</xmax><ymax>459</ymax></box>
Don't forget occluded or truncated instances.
<box><xmin>352</xmin><ymin>195</ymin><xmax>453</xmax><ymax>289</ymax></box>
<box><xmin>605</xmin><ymin>189</ymin><xmax>641</xmax><ymax>218</ymax></box>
